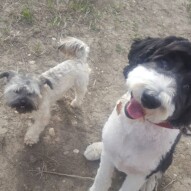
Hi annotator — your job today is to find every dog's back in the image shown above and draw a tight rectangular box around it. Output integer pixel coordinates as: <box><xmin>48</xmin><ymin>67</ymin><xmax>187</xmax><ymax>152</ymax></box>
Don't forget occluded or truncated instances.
<box><xmin>42</xmin><ymin>37</ymin><xmax>90</xmax><ymax>107</ymax></box>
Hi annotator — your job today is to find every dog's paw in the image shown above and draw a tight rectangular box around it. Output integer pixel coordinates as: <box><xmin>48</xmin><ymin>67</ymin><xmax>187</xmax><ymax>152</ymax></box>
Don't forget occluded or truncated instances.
<box><xmin>24</xmin><ymin>133</ymin><xmax>39</xmax><ymax>146</ymax></box>
<box><xmin>84</xmin><ymin>142</ymin><xmax>103</xmax><ymax>161</ymax></box>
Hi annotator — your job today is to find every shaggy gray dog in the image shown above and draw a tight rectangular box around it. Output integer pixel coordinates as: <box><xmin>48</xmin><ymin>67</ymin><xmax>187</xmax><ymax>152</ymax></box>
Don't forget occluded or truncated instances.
<box><xmin>0</xmin><ymin>37</ymin><xmax>90</xmax><ymax>146</ymax></box>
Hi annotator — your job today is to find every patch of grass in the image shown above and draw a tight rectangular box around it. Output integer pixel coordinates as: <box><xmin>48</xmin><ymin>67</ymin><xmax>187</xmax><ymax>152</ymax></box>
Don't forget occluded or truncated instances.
<box><xmin>131</xmin><ymin>21</ymin><xmax>140</xmax><ymax>38</ymax></box>
<box><xmin>89</xmin><ymin>10</ymin><xmax>102</xmax><ymax>32</ymax></box>
<box><xmin>20</xmin><ymin>6</ymin><xmax>33</xmax><ymax>24</ymax></box>
<box><xmin>51</xmin><ymin>13</ymin><xmax>62</xmax><ymax>26</ymax></box>
<box><xmin>89</xmin><ymin>21</ymin><xmax>100</xmax><ymax>32</ymax></box>
<box><xmin>68</xmin><ymin>0</ymin><xmax>94</xmax><ymax>14</ymax></box>
<box><xmin>45</xmin><ymin>0</ymin><xmax>101</xmax><ymax>31</ymax></box>
<box><xmin>110</xmin><ymin>2</ymin><xmax>126</xmax><ymax>16</ymax></box>
<box><xmin>115</xmin><ymin>44</ymin><xmax>125</xmax><ymax>54</ymax></box>
<box><xmin>2</xmin><ymin>27</ymin><xmax>10</xmax><ymax>37</ymax></box>
<box><xmin>30</xmin><ymin>41</ymin><xmax>45</xmax><ymax>56</ymax></box>
<box><xmin>46</xmin><ymin>0</ymin><xmax>54</xmax><ymax>8</ymax></box>
<box><xmin>111</xmin><ymin>4</ymin><xmax>121</xmax><ymax>16</ymax></box>
<box><xmin>186</xmin><ymin>0</ymin><xmax>191</xmax><ymax>18</ymax></box>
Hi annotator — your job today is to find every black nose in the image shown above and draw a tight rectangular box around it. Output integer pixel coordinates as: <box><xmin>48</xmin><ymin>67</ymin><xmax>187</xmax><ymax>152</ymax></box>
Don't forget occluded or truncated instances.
<box><xmin>20</xmin><ymin>99</ymin><xmax>26</xmax><ymax>106</ymax></box>
<box><xmin>141</xmin><ymin>91</ymin><xmax>161</xmax><ymax>109</ymax></box>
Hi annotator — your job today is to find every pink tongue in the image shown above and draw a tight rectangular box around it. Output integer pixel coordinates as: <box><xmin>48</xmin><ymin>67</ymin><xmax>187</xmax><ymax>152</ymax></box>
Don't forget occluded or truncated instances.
<box><xmin>126</xmin><ymin>98</ymin><xmax>144</xmax><ymax>119</ymax></box>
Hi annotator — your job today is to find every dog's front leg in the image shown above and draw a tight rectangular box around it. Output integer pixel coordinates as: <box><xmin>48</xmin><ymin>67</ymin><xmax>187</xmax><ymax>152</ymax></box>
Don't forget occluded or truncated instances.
<box><xmin>90</xmin><ymin>152</ymin><xmax>114</xmax><ymax>191</ymax></box>
<box><xmin>119</xmin><ymin>175</ymin><xmax>146</xmax><ymax>191</ymax></box>
<box><xmin>24</xmin><ymin>99</ymin><xmax>50</xmax><ymax>146</ymax></box>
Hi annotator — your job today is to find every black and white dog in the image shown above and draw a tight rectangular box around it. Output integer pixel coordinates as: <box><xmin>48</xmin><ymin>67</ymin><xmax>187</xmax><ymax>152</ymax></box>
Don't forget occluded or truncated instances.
<box><xmin>84</xmin><ymin>36</ymin><xmax>191</xmax><ymax>191</ymax></box>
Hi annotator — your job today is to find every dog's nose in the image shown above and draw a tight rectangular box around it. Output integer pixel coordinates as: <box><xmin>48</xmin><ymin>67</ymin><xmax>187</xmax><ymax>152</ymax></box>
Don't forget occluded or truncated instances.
<box><xmin>141</xmin><ymin>91</ymin><xmax>161</xmax><ymax>109</ymax></box>
<box><xmin>20</xmin><ymin>99</ymin><xmax>26</xmax><ymax>106</ymax></box>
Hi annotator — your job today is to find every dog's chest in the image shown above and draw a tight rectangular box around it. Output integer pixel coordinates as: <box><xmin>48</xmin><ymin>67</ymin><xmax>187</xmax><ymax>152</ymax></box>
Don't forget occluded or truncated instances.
<box><xmin>102</xmin><ymin>109</ymin><xmax>180</xmax><ymax>175</ymax></box>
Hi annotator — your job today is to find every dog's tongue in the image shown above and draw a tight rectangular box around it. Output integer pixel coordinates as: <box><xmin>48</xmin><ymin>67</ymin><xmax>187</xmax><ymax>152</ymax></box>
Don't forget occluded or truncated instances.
<box><xmin>126</xmin><ymin>98</ymin><xmax>144</xmax><ymax>119</ymax></box>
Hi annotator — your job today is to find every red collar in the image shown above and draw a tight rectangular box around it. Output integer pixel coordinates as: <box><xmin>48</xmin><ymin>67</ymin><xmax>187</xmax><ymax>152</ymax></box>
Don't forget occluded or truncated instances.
<box><xmin>154</xmin><ymin>121</ymin><xmax>173</xmax><ymax>129</ymax></box>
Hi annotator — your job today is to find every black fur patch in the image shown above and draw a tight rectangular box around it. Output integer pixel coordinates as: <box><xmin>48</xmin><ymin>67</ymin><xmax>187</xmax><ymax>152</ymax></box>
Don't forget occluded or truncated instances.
<box><xmin>146</xmin><ymin>133</ymin><xmax>181</xmax><ymax>179</ymax></box>
<box><xmin>123</xmin><ymin>36</ymin><xmax>191</xmax><ymax>78</ymax></box>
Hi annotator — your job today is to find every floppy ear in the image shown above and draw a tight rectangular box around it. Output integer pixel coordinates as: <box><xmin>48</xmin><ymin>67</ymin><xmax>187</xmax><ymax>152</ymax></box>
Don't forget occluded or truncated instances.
<box><xmin>128</xmin><ymin>37</ymin><xmax>163</xmax><ymax>65</ymax></box>
<box><xmin>123</xmin><ymin>36</ymin><xmax>189</xmax><ymax>78</ymax></box>
<box><xmin>0</xmin><ymin>71</ymin><xmax>16</xmax><ymax>81</ymax></box>
<box><xmin>128</xmin><ymin>36</ymin><xmax>188</xmax><ymax>65</ymax></box>
<box><xmin>123</xmin><ymin>37</ymin><xmax>157</xmax><ymax>79</ymax></box>
<box><xmin>39</xmin><ymin>76</ymin><xmax>53</xmax><ymax>90</ymax></box>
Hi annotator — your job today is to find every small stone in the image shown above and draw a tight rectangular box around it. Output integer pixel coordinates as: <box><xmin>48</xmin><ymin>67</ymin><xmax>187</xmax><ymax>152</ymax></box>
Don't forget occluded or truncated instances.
<box><xmin>52</xmin><ymin>37</ymin><xmax>57</xmax><ymax>41</ymax></box>
<box><xmin>49</xmin><ymin>128</ymin><xmax>55</xmax><ymax>137</ymax></box>
<box><xmin>55</xmin><ymin>137</ymin><xmax>60</xmax><ymax>142</ymax></box>
<box><xmin>180</xmin><ymin>154</ymin><xmax>185</xmax><ymax>159</ymax></box>
<box><xmin>0</xmin><ymin>127</ymin><xmax>7</xmax><ymax>135</ymax></box>
<box><xmin>73</xmin><ymin>149</ymin><xmax>79</xmax><ymax>154</ymax></box>
<box><xmin>29</xmin><ymin>60</ymin><xmax>35</xmax><ymax>64</ymax></box>
<box><xmin>64</xmin><ymin>151</ymin><xmax>69</xmax><ymax>155</ymax></box>
<box><xmin>71</xmin><ymin>120</ymin><xmax>78</xmax><ymax>126</ymax></box>
<box><xmin>52</xmin><ymin>116</ymin><xmax>62</xmax><ymax>122</ymax></box>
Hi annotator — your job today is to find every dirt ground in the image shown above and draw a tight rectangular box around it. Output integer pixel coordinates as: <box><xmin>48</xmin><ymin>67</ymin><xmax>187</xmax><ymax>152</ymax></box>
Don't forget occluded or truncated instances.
<box><xmin>0</xmin><ymin>0</ymin><xmax>191</xmax><ymax>191</ymax></box>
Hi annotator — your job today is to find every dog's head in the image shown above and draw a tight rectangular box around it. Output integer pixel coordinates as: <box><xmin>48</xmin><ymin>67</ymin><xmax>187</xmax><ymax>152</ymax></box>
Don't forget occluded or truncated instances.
<box><xmin>123</xmin><ymin>36</ymin><xmax>191</xmax><ymax>127</ymax></box>
<box><xmin>0</xmin><ymin>71</ymin><xmax>53</xmax><ymax>113</ymax></box>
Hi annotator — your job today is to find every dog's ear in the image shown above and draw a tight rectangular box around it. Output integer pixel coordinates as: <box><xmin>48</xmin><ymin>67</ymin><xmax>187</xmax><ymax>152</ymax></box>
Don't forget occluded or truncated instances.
<box><xmin>124</xmin><ymin>37</ymin><xmax>158</xmax><ymax>78</ymax></box>
<box><xmin>128</xmin><ymin>37</ymin><xmax>157</xmax><ymax>65</ymax></box>
<box><xmin>123</xmin><ymin>36</ymin><xmax>189</xmax><ymax>78</ymax></box>
<box><xmin>128</xmin><ymin>36</ymin><xmax>188</xmax><ymax>65</ymax></box>
<box><xmin>0</xmin><ymin>71</ymin><xmax>16</xmax><ymax>81</ymax></box>
<box><xmin>39</xmin><ymin>76</ymin><xmax>53</xmax><ymax>90</ymax></box>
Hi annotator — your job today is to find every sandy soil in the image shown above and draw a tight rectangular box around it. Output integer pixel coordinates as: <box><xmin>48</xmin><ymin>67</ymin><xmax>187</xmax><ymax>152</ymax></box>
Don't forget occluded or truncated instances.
<box><xmin>0</xmin><ymin>0</ymin><xmax>191</xmax><ymax>190</ymax></box>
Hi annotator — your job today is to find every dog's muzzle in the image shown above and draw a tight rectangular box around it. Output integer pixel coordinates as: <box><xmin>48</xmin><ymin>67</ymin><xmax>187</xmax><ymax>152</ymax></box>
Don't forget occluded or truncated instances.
<box><xmin>125</xmin><ymin>94</ymin><xmax>145</xmax><ymax>119</ymax></box>
<box><xmin>125</xmin><ymin>92</ymin><xmax>161</xmax><ymax>119</ymax></box>
<box><xmin>9</xmin><ymin>98</ymin><xmax>37</xmax><ymax>113</ymax></box>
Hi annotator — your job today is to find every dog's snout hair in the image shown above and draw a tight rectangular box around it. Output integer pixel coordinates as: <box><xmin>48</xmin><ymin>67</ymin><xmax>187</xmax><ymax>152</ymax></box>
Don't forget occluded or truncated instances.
<box><xmin>9</xmin><ymin>96</ymin><xmax>37</xmax><ymax>113</ymax></box>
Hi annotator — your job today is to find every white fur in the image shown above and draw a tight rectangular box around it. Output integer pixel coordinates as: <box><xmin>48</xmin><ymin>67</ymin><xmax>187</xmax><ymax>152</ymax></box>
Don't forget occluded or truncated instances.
<box><xmin>126</xmin><ymin>65</ymin><xmax>176</xmax><ymax>123</ymax></box>
<box><xmin>24</xmin><ymin>37</ymin><xmax>90</xmax><ymax>145</ymax></box>
<box><xmin>85</xmin><ymin>93</ymin><xmax>180</xmax><ymax>191</ymax></box>
<box><xmin>84</xmin><ymin>142</ymin><xmax>103</xmax><ymax>161</ymax></box>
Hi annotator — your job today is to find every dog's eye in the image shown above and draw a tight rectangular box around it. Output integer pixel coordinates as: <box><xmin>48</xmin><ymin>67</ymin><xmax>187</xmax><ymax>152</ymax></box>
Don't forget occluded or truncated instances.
<box><xmin>158</xmin><ymin>60</ymin><xmax>171</xmax><ymax>70</ymax></box>
<box><xmin>27</xmin><ymin>92</ymin><xmax>33</xmax><ymax>96</ymax></box>
<box><xmin>183</xmin><ymin>84</ymin><xmax>190</xmax><ymax>92</ymax></box>
<box><xmin>14</xmin><ymin>89</ymin><xmax>20</xmax><ymax>94</ymax></box>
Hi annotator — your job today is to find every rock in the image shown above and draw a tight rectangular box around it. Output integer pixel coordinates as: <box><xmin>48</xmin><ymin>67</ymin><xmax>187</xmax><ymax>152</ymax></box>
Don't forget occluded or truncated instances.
<box><xmin>0</xmin><ymin>127</ymin><xmax>7</xmax><ymax>135</ymax></box>
<box><xmin>73</xmin><ymin>149</ymin><xmax>79</xmax><ymax>154</ymax></box>
<box><xmin>49</xmin><ymin>128</ymin><xmax>55</xmax><ymax>137</ymax></box>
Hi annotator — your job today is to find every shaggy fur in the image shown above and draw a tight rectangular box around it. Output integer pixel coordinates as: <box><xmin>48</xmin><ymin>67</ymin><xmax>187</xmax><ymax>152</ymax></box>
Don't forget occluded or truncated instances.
<box><xmin>0</xmin><ymin>37</ymin><xmax>90</xmax><ymax>146</ymax></box>
<box><xmin>84</xmin><ymin>36</ymin><xmax>191</xmax><ymax>191</ymax></box>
